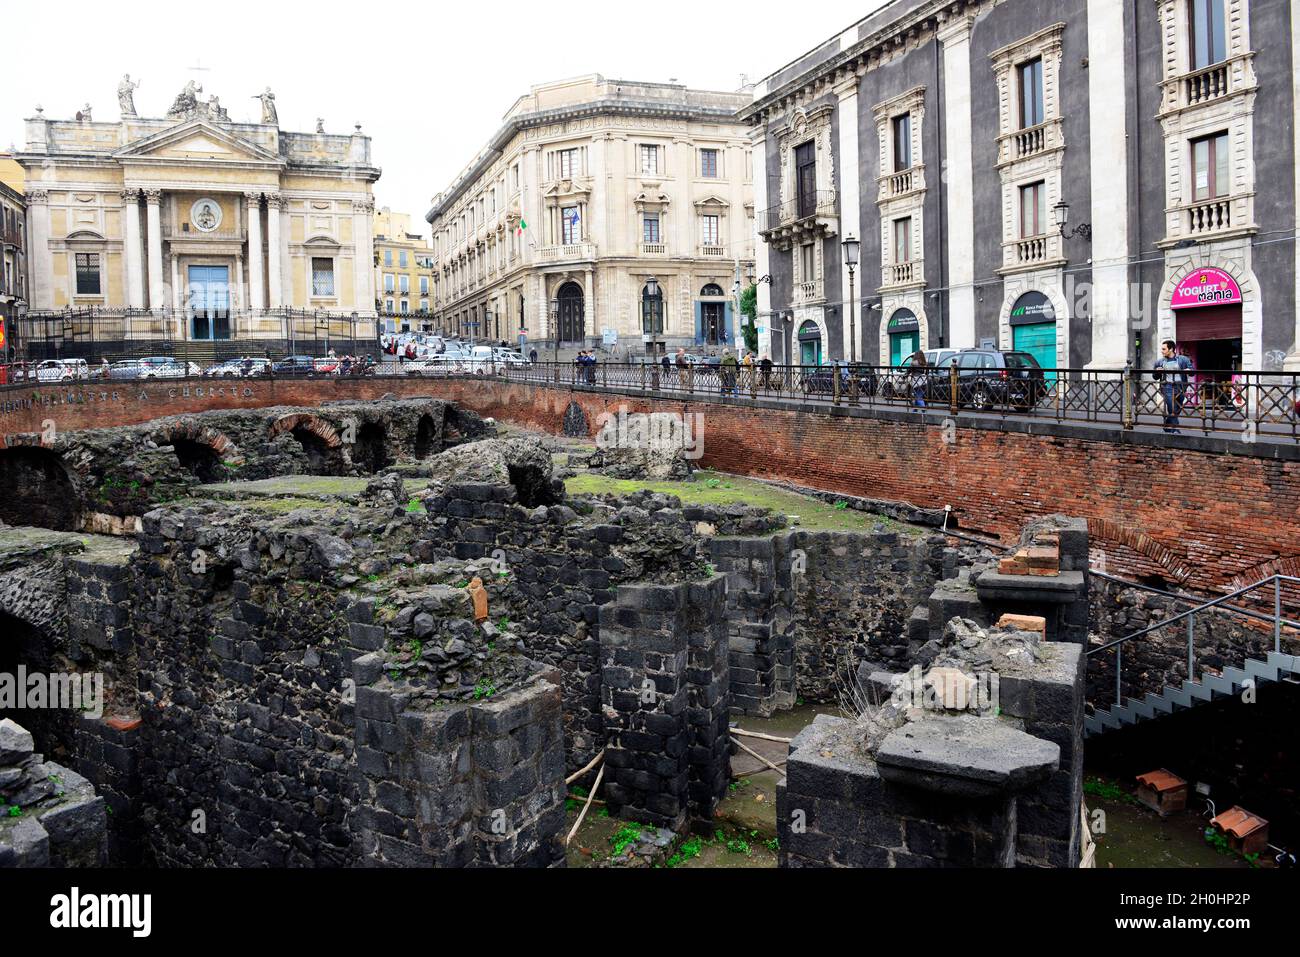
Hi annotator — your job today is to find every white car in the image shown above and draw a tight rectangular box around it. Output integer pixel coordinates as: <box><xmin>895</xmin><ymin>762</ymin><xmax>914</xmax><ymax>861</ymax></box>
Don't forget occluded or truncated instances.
<box><xmin>405</xmin><ymin>355</ymin><xmax>468</xmax><ymax>376</ymax></box>
<box><xmin>35</xmin><ymin>358</ymin><xmax>91</xmax><ymax>383</ymax></box>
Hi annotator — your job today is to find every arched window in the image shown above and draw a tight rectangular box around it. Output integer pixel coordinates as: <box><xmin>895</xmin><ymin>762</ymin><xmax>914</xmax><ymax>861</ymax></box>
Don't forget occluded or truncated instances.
<box><xmin>700</xmin><ymin>283</ymin><xmax>725</xmax><ymax>297</ymax></box>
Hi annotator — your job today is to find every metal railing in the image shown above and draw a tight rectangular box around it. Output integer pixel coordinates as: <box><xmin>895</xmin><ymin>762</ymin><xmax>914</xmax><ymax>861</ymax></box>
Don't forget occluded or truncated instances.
<box><xmin>451</xmin><ymin>360</ymin><xmax>1300</xmax><ymax>442</ymax></box>
<box><xmin>756</xmin><ymin>189</ymin><xmax>838</xmax><ymax>233</ymax></box>
<box><xmin>1088</xmin><ymin>574</ymin><xmax>1300</xmax><ymax>712</ymax></box>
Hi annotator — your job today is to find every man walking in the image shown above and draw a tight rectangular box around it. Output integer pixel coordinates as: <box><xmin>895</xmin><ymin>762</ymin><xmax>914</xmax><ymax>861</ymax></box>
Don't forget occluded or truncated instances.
<box><xmin>1154</xmin><ymin>339</ymin><xmax>1193</xmax><ymax>434</ymax></box>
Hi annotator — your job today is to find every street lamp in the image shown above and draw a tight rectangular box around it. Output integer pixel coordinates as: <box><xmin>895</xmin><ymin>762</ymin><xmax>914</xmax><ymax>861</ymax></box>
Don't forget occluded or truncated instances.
<box><xmin>842</xmin><ymin>234</ymin><xmax>860</xmax><ymax>363</ymax></box>
<box><xmin>643</xmin><ymin>277</ymin><xmax>660</xmax><ymax>357</ymax></box>
<box><xmin>1052</xmin><ymin>200</ymin><xmax>1092</xmax><ymax>241</ymax></box>
<box><xmin>549</xmin><ymin>297</ymin><xmax>560</xmax><ymax>365</ymax></box>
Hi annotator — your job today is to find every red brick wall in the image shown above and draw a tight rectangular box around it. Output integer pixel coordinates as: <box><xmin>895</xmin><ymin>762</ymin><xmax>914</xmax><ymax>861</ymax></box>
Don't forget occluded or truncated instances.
<box><xmin>423</xmin><ymin>381</ymin><xmax>1300</xmax><ymax>593</ymax></box>
<box><xmin>0</xmin><ymin>378</ymin><xmax>445</xmax><ymax>437</ymax></box>
<box><xmin>4</xmin><ymin>377</ymin><xmax>1297</xmax><ymax>591</ymax></box>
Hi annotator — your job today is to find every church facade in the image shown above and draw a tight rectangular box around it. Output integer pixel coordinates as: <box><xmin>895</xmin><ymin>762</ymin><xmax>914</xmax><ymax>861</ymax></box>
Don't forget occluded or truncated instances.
<box><xmin>15</xmin><ymin>81</ymin><xmax>381</xmax><ymax>353</ymax></box>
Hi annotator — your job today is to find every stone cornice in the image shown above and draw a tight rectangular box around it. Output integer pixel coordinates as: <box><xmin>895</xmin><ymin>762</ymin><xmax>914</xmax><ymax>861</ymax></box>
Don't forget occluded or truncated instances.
<box><xmin>427</xmin><ymin>98</ymin><xmax>746</xmax><ymax>222</ymax></box>
<box><xmin>738</xmin><ymin>0</ymin><xmax>967</xmax><ymax>126</ymax></box>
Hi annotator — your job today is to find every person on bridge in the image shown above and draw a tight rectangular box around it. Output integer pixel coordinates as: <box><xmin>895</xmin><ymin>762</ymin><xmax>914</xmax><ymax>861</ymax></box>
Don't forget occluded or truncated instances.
<box><xmin>529</xmin><ymin>347</ymin><xmax>538</xmax><ymax>364</ymax></box>
<box><xmin>759</xmin><ymin>354</ymin><xmax>773</xmax><ymax>391</ymax></box>
<box><xmin>908</xmin><ymin>350</ymin><xmax>929</xmax><ymax>410</ymax></box>
<box><xmin>1154</xmin><ymin>339</ymin><xmax>1193</xmax><ymax>434</ymax></box>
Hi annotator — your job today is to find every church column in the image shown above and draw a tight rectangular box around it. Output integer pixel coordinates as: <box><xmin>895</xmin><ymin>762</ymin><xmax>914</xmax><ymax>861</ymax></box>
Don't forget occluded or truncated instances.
<box><xmin>26</xmin><ymin>190</ymin><xmax>53</xmax><ymax>310</ymax></box>
<box><xmin>122</xmin><ymin>189</ymin><xmax>145</xmax><ymax>309</ymax></box>
<box><xmin>144</xmin><ymin>189</ymin><xmax>165</xmax><ymax>313</ymax></box>
<box><xmin>352</xmin><ymin>199</ymin><xmax>374</xmax><ymax>314</ymax></box>
<box><xmin>246</xmin><ymin>192</ymin><xmax>265</xmax><ymax>311</ymax></box>
<box><xmin>266</xmin><ymin>193</ymin><xmax>284</xmax><ymax>309</ymax></box>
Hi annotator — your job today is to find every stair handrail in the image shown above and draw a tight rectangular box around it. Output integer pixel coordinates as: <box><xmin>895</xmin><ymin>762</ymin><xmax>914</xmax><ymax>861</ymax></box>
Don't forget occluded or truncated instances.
<box><xmin>1090</xmin><ymin>570</ymin><xmax>1300</xmax><ymax>645</ymax></box>
<box><xmin>1088</xmin><ymin>574</ymin><xmax>1300</xmax><ymax>658</ymax></box>
<box><xmin>1090</xmin><ymin>574</ymin><xmax>1300</xmax><ymax>715</ymax></box>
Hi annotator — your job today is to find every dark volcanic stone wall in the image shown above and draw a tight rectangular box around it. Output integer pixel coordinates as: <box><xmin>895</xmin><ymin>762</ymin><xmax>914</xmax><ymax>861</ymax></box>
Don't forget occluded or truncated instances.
<box><xmin>129</xmin><ymin>505</ymin><xmax>385</xmax><ymax>866</ymax></box>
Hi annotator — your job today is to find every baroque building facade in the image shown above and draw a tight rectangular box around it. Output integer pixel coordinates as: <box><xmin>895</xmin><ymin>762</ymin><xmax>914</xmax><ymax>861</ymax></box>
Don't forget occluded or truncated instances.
<box><xmin>0</xmin><ymin>157</ymin><xmax>26</xmax><ymax>359</ymax></box>
<box><xmin>14</xmin><ymin>81</ymin><xmax>380</xmax><ymax>354</ymax></box>
<box><xmin>741</xmin><ymin>0</ymin><xmax>1300</xmax><ymax>375</ymax></box>
<box><xmin>373</xmin><ymin>206</ymin><xmax>435</xmax><ymax>332</ymax></box>
<box><xmin>425</xmin><ymin>75</ymin><xmax>754</xmax><ymax>356</ymax></box>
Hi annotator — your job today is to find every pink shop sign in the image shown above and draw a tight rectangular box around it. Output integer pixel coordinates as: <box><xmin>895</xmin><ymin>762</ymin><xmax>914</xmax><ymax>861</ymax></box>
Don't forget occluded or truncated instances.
<box><xmin>1172</xmin><ymin>267</ymin><xmax>1243</xmax><ymax>310</ymax></box>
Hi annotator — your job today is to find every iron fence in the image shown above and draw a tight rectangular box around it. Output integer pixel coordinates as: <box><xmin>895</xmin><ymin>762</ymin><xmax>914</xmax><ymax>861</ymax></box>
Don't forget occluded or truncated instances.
<box><xmin>461</xmin><ymin>360</ymin><xmax>1300</xmax><ymax>441</ymax></box>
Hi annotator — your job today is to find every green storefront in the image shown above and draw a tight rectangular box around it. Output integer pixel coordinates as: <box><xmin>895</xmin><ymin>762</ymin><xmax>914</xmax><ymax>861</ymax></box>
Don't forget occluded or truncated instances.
<box><xmin>887</xmin><ymin>309</ymin><xmax>920</xmax><ymax>366</ymax></box>
<box><xmin>1009</xmin><ymin>291</ymin><xmax>1057</xmax><ymax>383</ymax></box>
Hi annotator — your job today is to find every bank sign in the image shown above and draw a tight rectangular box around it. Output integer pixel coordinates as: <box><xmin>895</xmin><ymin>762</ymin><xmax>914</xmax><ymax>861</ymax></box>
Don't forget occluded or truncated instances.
<box><xmin>1172</xmin><ymin>267</ymin><xmax>1242</xmax><ymax>310</ymax></box>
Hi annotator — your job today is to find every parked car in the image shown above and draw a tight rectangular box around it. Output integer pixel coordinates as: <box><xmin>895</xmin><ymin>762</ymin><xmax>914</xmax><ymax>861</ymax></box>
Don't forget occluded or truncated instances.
<box><xmin>35</xmin><ymin>358</ymin><xmax>91</xmax><ymax>383</ymax></box>
<box><xmin>272</xmin><ymin>355</ymin><xmax>319</xmax><ymax>377</ymax></box>
<box><xmin>800</xmin><ymin>363</ymin><xmax>879</xmax><ymax>398</ymax></box>
<box><xmin>205</xmin><ymin>357</ymin><xmax>271</xmax><ymax>378</ymax></box>
<box><xmin>926</xmin><ymin>349</ymin><xmax>1047</xmax><ymax>411</ymax></box>
<box><xmin>133</xmin><ymin>356</ymin><xmax>194</xmax><ymax>379</ymax></box>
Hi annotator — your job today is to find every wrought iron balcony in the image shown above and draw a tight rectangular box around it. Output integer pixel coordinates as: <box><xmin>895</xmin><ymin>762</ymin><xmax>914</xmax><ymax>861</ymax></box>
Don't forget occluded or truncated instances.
<box><xmin>759</xmin><ymin>188</ymin><xmax>837</xmax><ymax>237</ymax></box>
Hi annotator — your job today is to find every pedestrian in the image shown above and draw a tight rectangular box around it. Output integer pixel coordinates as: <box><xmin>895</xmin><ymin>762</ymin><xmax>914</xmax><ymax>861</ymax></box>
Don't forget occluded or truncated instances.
<box><xmin>529</xmin><ymin>347</ymin><xmax>538</xmax><ymax>364</ymax></box>
<box><xmin>759</xmin><ymin>354</ymin><xmax>773</xmax><ymax>391</ymax></box>
<box><xmin>242</xmin><ymin>356</ymin><xmax>253</xmax><ymax>377</ymax></box>
<box><xmin>1154</xmin><ymin>339</ymin><xmax>1193</xmax><ymax>433</ymax></box>
<box><xmin>908</xmin><ymin>350</ymin><xmax>928</xmax><ymax>410</ymax></box>
<box><xmin>741</xmin><ymin>351</ymin><xmax>755</xmax><ymax>391</ymax></box>
<box><xmin>660</xmin><ymin>352</ymin><xmax>671</xmax><ymax>377</ymax></box>
<box><xmin>100</xmin><ymin>357</ymin><xmax>110</xmax><ymax>379</ymax></box>
<box><xmin>587</xmin><ymin>350</ymin><xmax>597</xmax><ymax>385</ymax></box>
<box><xmin>674</xmin><ymin>348</ymin><xmax>687</xmax><ymax>386</ymax></box>
<box><xmin>720</xmin><ymin>349</ymin><xmax>739</xmax><ymax>395</ymax></box>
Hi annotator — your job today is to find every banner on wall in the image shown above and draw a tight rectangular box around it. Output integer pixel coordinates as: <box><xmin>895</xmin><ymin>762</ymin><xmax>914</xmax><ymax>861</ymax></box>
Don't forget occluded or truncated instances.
<box><xmin>1171</xmin><ymin>267</ymin><xmax>1243</xmax><ymax>310</ymax></box>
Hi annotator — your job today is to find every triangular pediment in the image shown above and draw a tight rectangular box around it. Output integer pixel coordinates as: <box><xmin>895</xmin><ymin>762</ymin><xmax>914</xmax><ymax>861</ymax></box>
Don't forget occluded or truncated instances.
<box><xmin>114</xmin><ymin>120</ymin><xmax>282</xmax><ymax>166</ymax></box>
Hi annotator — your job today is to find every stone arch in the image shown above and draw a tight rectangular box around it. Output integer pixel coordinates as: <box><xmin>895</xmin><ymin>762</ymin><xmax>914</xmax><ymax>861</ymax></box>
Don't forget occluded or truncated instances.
<box><xmin>0</xmin><ymin>445</ymin><xmax>81</xmax><ymax>531</ymax></box>
<box><xmin>1227</xmin><ymin>556</ymin><xmax>1300</xmax><ymax>594</ymax></box>
<box><xmin>998</xmin><ymin>274</ymin><xmax>1069</xmax><ymax>369</ymax></box>
<box><xmin>154</xmin><ymin>420</ymin><xmax>242</xmax><ymax>484</ymax></box>
<box><xmin>269</xmin><ymin>413</ymin><xmax>346</xmax><ymax>476</ymax></box>
<box><xmin>878</xmin><ymin>301</ymin><xmax>930</xmax><ymax>367</ymax></box>
<box><xmin>1087</xmin><ymin>518</ymin><xmax>1194</xmax><ymax>585</ymax></box>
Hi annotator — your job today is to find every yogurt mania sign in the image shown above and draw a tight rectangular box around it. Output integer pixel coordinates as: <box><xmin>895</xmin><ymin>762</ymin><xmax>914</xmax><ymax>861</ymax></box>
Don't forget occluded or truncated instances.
<box><xmin>1172</xmin><ymin>267</ymin><xmax>1243</xmax><ymax>309</ymax></box>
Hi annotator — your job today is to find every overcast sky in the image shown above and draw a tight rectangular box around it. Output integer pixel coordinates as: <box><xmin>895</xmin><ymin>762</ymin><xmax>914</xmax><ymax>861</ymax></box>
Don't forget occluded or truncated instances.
<box><xmin>3</xmin><ymin>1</ymin><xmax>886</xmax><ymax>236</ymax></box>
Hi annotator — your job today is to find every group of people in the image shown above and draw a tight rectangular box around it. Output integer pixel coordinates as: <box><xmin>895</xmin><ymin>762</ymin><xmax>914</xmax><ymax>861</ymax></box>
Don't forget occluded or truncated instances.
<box><xmin>573</xmin><ymin>350</ymin><xmax>599</xmax><ymax>384</ymax></box>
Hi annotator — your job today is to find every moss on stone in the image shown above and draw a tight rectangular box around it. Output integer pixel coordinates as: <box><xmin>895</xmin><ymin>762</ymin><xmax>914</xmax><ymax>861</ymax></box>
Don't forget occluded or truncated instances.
<box><xmin>565</xmin><ymin>470</ymin><xmax>917</xmax><ymax>535</ymax></box>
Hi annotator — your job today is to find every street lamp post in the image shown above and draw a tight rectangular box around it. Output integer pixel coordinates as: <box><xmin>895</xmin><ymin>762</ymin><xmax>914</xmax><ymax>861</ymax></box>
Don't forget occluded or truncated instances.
<box><xmin>842</xmin><ymin>234</ymin><xmax>860</xmax><ymax>363</ymax></box>
<box><xmin>1052</xmin><ymin>200</ymin><xmax>1092</xmax><ymax>241</ymax></box>
<box><xmin>549</xmin><ymin>298</ymin><xmax>560</xmax><ymax>367</ymax></box>
<box><xmin>643</xmin><ymin>277</ymin><xmax>660</xmax><ymax>358</ymax></box>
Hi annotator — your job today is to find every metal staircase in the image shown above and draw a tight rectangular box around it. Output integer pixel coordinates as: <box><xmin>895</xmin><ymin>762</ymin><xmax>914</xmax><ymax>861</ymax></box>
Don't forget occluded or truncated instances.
<box><xmin>1086</xmin><ymin>574</ymin><xmax>1300</xmax><ymax>738</ymax></box>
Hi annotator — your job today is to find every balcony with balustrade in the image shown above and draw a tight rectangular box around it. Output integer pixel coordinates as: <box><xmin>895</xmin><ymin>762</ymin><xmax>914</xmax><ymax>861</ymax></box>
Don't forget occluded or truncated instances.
<box><xmin>639</xmin><ymin>242</ymin><xmax>667</xmax><ymax>257</ymax></box>
<box><xmin>879</xmin><ymin>166</ymin><xmax>926</xmax><ymax>201</ymax></box>
<box><xmin>1160</xmin><ymin>192</ymin><xmax>1255</xmax><ymax>247</ymax></box>
<box><xmin>881</xmin><ymin>258</ymin><xmax>924</xmax><ymax>291</ymax></box>
<box><xmin>537</xmin><ymin>242</ymin><xmax>597</xmax><ymax>264</ymax></box>
<box><xmin>698</xmin><ymin>244</ymin><xmax>726</xmax><ymax>258</ymax></box>
<box><xmin>999</xmin><ymin>231</ymin><xmax>1064</xmax><ymax>276</ymax></box>
<box><xmin>996</xmin><ymin>119</ymin><xmax>1062</xmax><ymax>168</ymax></box>
<box><xmin>792</xmin><ymin>278</ymin><xmax>824</xmax><ymax>305</ymax></box>
<box><xmin>1160</xmin><ymin>54</ymin><xmax>1254</xmax><ymax>115</ymax></box>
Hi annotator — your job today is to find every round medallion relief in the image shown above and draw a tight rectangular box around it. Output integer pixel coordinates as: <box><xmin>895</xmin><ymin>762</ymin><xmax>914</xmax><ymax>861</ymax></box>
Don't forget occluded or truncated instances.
<box><xmin>190</xmin><ymin>198</ymin><xmax>223</xmax><ymax>233</ymax></box>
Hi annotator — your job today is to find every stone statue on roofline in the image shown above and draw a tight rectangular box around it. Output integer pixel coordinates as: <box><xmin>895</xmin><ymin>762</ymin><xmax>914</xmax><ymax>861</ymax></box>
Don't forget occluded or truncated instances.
<box><xmin>118</xmin><ymin>75</ymin><xmax>140</xmax><ymax>117</ymax></box>
<box><xmin>167</xmin><ymin>80</ymin><xmax>203</xmax><ymax>118</ymax></box>
<box><xmin>254</xmin><ymin>87</ymin><xmax>278</xmax><ymax>125</ymax></box>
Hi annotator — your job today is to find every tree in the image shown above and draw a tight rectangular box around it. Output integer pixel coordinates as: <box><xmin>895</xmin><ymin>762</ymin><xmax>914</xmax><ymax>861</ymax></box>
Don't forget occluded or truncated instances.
<box><xmin>739</xmin><ymin>283</ymin><xmax>758</xmax><ymax>354</ymax></box>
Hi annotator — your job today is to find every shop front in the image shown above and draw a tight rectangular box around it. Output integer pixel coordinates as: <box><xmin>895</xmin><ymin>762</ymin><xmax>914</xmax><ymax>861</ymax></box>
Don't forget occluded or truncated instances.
<box><xmin>1171</xmin><ymin>266</ymin><xmax>1243</xmax><ymax>373</ymax></box>
<box><xmin>1009</xmin><ymin>290</ymin><xmax>1058</xmax><ymax>384</ymax></box>
<box><xmin>887</xmin><ymin>309</ymin><xmax>920</xmax><ymax>366</ymax></box>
